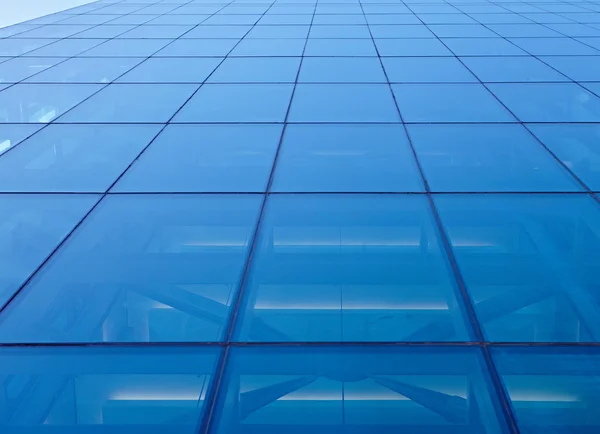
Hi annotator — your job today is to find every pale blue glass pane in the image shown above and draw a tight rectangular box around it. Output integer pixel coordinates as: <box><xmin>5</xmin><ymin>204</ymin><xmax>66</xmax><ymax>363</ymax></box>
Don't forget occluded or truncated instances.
<box><xmin>309</xmin><ymin>25</ymin><xmax>371</xmax><ymax>38</ymax></box>
<box><xmin>182</xmin><ymin>25</ymin><xmax>251</xmax><ymax>39</ymax></box>
<box><xmin>366</xmin><ymin>14</ymin><xmax>422</xmax><ymax>25</ymax></box>
<box><xmin>539</xmin><ymin>56</ymin><xmax>600</xmax><ymax>81</ymax></box>
<box><xmin>0</xmin><ymin>346</ymin><xmax>219</xmax><ymax>433</ymax></box>
<box><xmin>304</xmin><ymin>38</ymin><xmax>377</xmax><ymax>56</ymax></box>
<box><xmin>272</xmin><ymin>125</ymin><xmax>424</xmax><ymax>192</ymax></box>
<box><xmin>0</xmin><ymin>39</ymin><xmax>57</xmax><ymax>56</ymax></box>
<box><xmin>246</xmin><ymin>25</ymin><xmax>310</xmax><ymax>39</ymax></box>
<box><xmin>117</xmin><ymin>24</ymin><xmax>193</xmax><ymax>38</ymax></box>
<box><xmin>0</xmin><ymin>124</ymin><xmax>42</xmax><ymax>155</ymax></box>
<box><xmin>429</xmin><ymin>24</ymin><xmax>497</xmax><ymax>38</ymax></box>
<box><xmin>27</xmin><ymin>57</ymin><xmax>142</xmax><ymax>83</ymax></box>
<box><xmin>469</xmin><ymin>13</ymin><xmax>532</xmax><ymax>24</ymax></box>
<box><xmin>148</xmin><ymin>14</ymin><xmax>210</xmax><ymax>25</ymax></box>
<box><xmin>488</xmin><ymin>83</ymin><xmax>600</xmax><ymax>122</ymax></box>
<box><xmin>312</xmin><ymin>15</ymin><xmax>366</xmax><ymax>25</ymax></box>
<box><xmin>0</xmin><ymin>194</ymin><xmax>262</xmax><ymax>343</ymax></box>
<box><xmin>492</xmin><ymin>347</ymin><xmax>600</xmax><ymax>434</ymax></box>
<box><xmin>117</xmin><ymin>58</ymin><xmax>222</xmax><ymax>83</ymax></box>
<box><xmin>60</xmin><ymin>84</ymin><xmax>197</xmax><ymax>123</ymax></box>
<box><xmin>210</xmin><ymin>346</ymin><xmax>508</xmax><ymax>434</ymax></box>
<box><xmin>408</xmin><ymin>124</ymin><xmax>582</xmax><ymax>192</ymax></box>
<box><xmin>441</xmin><ymin>38</ymin><xmax>527</xmax><ymax>56</ymax></box>
<box><xmin>435</xmin><ymin>194</ymin><xmax>600</xmax><ymax>342</ymax></box>
<box><xmin>487</xmin><ymin>24</ymin><xmax>561</xmax><ymax>37</ymax></box>
<box><xmin>0</xmin><ymin>84</ymin><xmax>102</xmax><ymax>123</ymax></box>
<box><xmin>230</xmin><ymin>39</ymin><xmax>305</xmax><ymax>56</ymax></box>
<box><xmin>0</xmin><ymin>24</ymin><xmax>40</xmax><ymax>38</ymax></box>
<box><xmin>508</xmin><ymin>37</ymin><xmax>599</xmax><ymax>55</ymax></box>
<box><xmin>461</xmin><ymin>57</ymin><xmax>569</xmax><ymax>82</ymax></box>
<box><xmin>289</xmin><ymin>84</ymin><xmax>400</xmax><ymax>122</ymax></box>
<box><xmin>383</xmin><ymin>57</ymin><xmax>476</xmax><ymax>83</ymax></box>
<box><xmin>17</xmin><ymin>24</ymin><xmax>93</xmax><ymax>38</ymax></box>
<box><xmin>234</xmin><ymin>195</ymin><xmax>471</xmax><ymax>342</ymax></box>
<box><xmin>258</xmin><ymin>14</ymin><xmax>312</xmax><ymax>25</ymax></box>
<box><xmin>155</xmin><ymin>39</ymin><xmax>238</xmax><ymax>57</ymax></box>
<box><xmin>106</xmin><ymin>14</ymin><xmax>156</xmax><ymax>25</ymax></box>
<box><xmin>0</xmin><ymin>57</ymin><xmax>64</xmax><ymax>83</ymax></box>
<box><xmin>584</xmin><ymin>83</ymin><xmax>600</xmax><ymax>96</ymax></box>
<box><xmin>24</xmin><ymin>39</ymin><xmax>107</xmax><ymax>57</ymax></box>
<box><xmin>208</xmin><ymin>58</ymin><xmax>301</xmax><ymax>83</ymax></box>
<box><xmin>174</xmin><ymin>84</ymin><xmax>293</xmax><ymax>122</ymax></box>
<box><xmin>114</xmin><ymin>125</ymin><xmax>282</xmax><ymax>192</ymax></box>
<box><xmin>393</xmin><ymin>84</ymin><xmax>515</xmax><ymax>123</ymax></box>
<box><xmin>528</xmin><ymin>124</ymin><xmax>600</xmax><ymax>191</ymax></box>
<box><xmin>370</xmin><ymin>25</ymin><xmax>434</xmax><ymax>38</ymax></box>
<box><xmin>60</xmin><ymin>14</ymin><xmax>118</xmax><ymax>25</ymax></box>
<box><xmin>546</xmin><ymin>23</ymin><xmax>600</xmax><ymax>36</ymax></box>
<box><xmin>0</xmin><ymin>125</ymin><xmax>161</xmax><ymax>192</ymax></box>
<box><xmin>80</xmin><ymin>39</ymin><xmax>171</xmax><ymax>57</ymax></box>
<box><xmin>375</xmin><ymin>38</ymin><xmax>453</xmax><ymax>56</ymax></box>
<box><xmin>418</xmin><ymin>13</ymin><xmax>476</xmax><ymax>24</ymax></box>
<box><xmin>205</xmin><ymin>14</ymin><xmax>262</xmax><ymax>25</ymax></box>
<box><xmin>299</xmin><ymin>58</ymin><xmax>386</xmax><ymax>83</ymax></box>
<box><xmin>70</xmin><ymin>24</ymin><xmax>135</xmax><ymax>39</ymax></box>
<box><xmin>0</xmin><ymin>194</ymin><xmax>98</xmax><ymax>308</ymax></box>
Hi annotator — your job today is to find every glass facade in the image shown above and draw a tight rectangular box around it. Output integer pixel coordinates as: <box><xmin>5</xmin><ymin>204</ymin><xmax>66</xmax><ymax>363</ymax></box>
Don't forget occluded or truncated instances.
<box><xmin>0</xmin><ymin>0</ymin><xmax>599</xmax><ymax>432</ymax></box>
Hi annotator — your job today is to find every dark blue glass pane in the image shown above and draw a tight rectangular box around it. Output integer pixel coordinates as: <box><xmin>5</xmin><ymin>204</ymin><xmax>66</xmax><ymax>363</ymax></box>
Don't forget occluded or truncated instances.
<box><xmin>272</xmin><ymin>124</ymin><xmax>424</xmax><ymax>192</ymax></box>
<box><xmin>209</xmin><ymin>346</ymin><xmax>508</xmax><ymax>434</ymax></box>
<box><xmin>492</xmin><ymin>347</ymin><xmax>600</xmax><ymax>434</ymax></box>
<box><xmin>0</xmin><ymin>194</ymin><xmax>262</xmax><ymax>343</ymax></box>
<box><xmin>461</xmin><ymin>56</ymin><xmax>569</xmax><ymax>83</ymax></box>
<box><xmin>234</xmin><ymin>195</ymin><xmax>472</xmax><ymax>342</ymax></box>
<box><xmin>382</xmin><ymin>57</ymin><xmax>476</xmax><ymax>83</ymax></box>
<box><xmin>435</xmin><ymin>194</ymin><xmax>600</xmax><ymax>342</ymax></box>
<box><xmin>114</xmin><ymin>125</ymin><xmax>282</xmax><ymax>192</ymax></box>
<box><xmin>117</xmin><ymin>58</ymin><xmax>222</xmax><ymax>83</ymax></box>
<box><xmin>408</xmin><ymin>124</ymin><xmax>582</xmax><ymax>192</ymax></box>
<box><xmin>441</xmin><ymin>38</ymin><xmax>527</xmax><ymax>56</ymax></box>
<box><xmin>59</xmin><ymin>84</ymin><xmax>198</xmax><ymax>123</ymax></box>
<box><xmin>230</xmin><ymin>39</ymin><xmax>305</xmax><ymax>56</ymax></box>
<box><xmin>541</xmin><ymin>56</ymin><xmax>600</xmax><ymax>81</ymax></box>
<box><xmin>508</xmin><ymin>37</ymin><xmax>599</xmax><ymax>55</ymax></box>
<box><xmin>0</xmin><ymin>84</ymin><xmax>102</xmax><ymax>123</ymax></box>
<box><xmin>0</xmin><ymin>124</ymin><xmax>161</xmax><ymax>192</ymax></box>
<box><xmin>0</xmin><ymin>194</ymin><xmax>99</xmax><ymax>307</ymax></box>
<box><xmin>208</xmin><ymin>58</ymin><xmax>301</xmax><ymax>83</ymax></box>
<box><xmin>0</xmin><ymin>346</ymin><xmax>219</xmax><ymax>432</ymax></box>
<box><xmin>528</xmin><ymin>124</ymin><xmax>600</xmax><ymax>191</ymax></box>
<box><xmin>304</xmin><ymin>38</ymin><xmax>377</xmax><ymax>56</ymax></box>
<box><xmin>375</xmin><ymin>38</ymin><xmax>453</xmax><ymax>56</ymax></box>
<box><xmin>298</xmin><ymin>58</ymin><xmax>386</xmax><ymax>83</ymax></box>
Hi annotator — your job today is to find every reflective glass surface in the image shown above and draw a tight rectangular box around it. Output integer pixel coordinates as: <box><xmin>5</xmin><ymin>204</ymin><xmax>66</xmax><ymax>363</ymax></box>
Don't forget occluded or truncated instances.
<box><xmin>235</xmin><ymin>195</ymin><xmax>471</xmax><ymax>342</ymax></box>
<box><xmin>0</xmin><ymin>194</ymin><xmax>262</xmax><ymax>343</ymax></box>
<box><xmin>28</xmin><ymin>57</ymin><xmax>143</xmax><ymax>83</ymax></box>
<box><xmin>0</xmin><ymin>346</ymin><xmax>219</xmax><ymax>432</ymax></box>
<box><xmin>210</xmin><ymin>346</ymin><xmax>508</xmax><ymax>433</ymax></box>
<box><xmin>0</xmin><ymin>124</ymin><xmax>43</xmax><ymax>155</ymax></box>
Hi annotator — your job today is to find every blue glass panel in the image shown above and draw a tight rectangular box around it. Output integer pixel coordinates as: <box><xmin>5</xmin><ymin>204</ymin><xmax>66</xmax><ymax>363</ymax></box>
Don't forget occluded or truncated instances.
<box><xmin>375</xmin><ymin>38</ymin><xmax>453</xmax><ymax>56</ymax></box>
<box><xmin>0</xmin><ymin>194</ymin><xmax>98</xmax><ymax>307</ymax></box>
<box><xmin>0</xmin><ymin>124</ymin><xmax>161</xmax><ymax>192</ymax></box>
<box><xmin>508</xmin><ymin>37</ymin><xmax>599</xmax><ymax>55</ymax></box>
<box><xmin>210</xmin><ymin>346</ymin><xmax>507</xmax><ymax>434</ymax></box>
<box><xmin>383</xmin><ymin>57</ymin><xmax>476</xmax><ymax>83</ymax></box>
<box><xmin>487</xmin><ymin>24</ymin><xmax>561</xmax><ymax>37</ymax></box>
<box><xmin>289</xmin><ymin>84</ymin><xmax>400</xmax><ymax>122</ymax></box>
<box><xmin>0</xmin><ymin>84</ymin><xmax>101</xmax><ymax>123</ymax></box>
<box><xmin>205</xmin><ymin>14</ymin><xmax>262</xmax><ymax>25</ymax></box>
<box><xmin>246</xmin><ymin>25</ymin><xmax>310</xmax><ymax>39</ymax></box>
<box><xmin>408</xmin><ymin>124</ymin><xmax>582</xmax><ymax>192</ymax></box>
<box><xmin>0</xmin><ymin>124</ymin><xmax>42</xmax><ymax>155</ymax></box>
<box><xmin>584</xmin><ymin>83</ymin><xmax>600</xmax><ymax>96</ymax></box>
<box><xmin>234</xmin><ymin>195</ymin><xmax>471</xmax><ymax>342</ymax></box>
<box><xmin>208</xmin><ymin>58</ymin><xmax>301</xmax><ymax>83</ymax></box>
<box><xmin>155</xmin><ymin>39</ymin><xmax>237</xmax><ymax>57</ymax></box>
<box><xmin>366</xmin><ymin>14</ymin><xmax>422</xmax><ymax>25</ymax></box>
<box><xmin>312</xmin><ymin>15</ymin><xmax>366</xmax><ymax>25</ymax></box>
<box><xmin>546</xmin><ymin>23</ymin><xmax>600</xmax><ymax>36</ymax></box>
<box><xmin>299</xmin><ymin>58</ymin><xmax>386</xmax><ymax>83</ymax></box>
<box><xmin>0</xmin><ymin>24</ymin><xmax>40</xmax><ymax>38</ymax></box>
<box><xmin>521</xmin><ymin>13</ymin><xmax>574</xmax><ymax>24</ymax></box>
<box><xmin>539</xmin><ymin>56</ymin><xmax>600</xmax><ymax>81</ymax></box>
<box><xmin>174</xmin><ymin>84</ymin><xmax>293</xmax><ymax>123</ymax></box>
<box><xmin>117</xmin><ymin>24</ymin><xmax>193</xmax><ymax>39</ymax></box>
<box><xmin>16</xmin><ymin>24</ymin><xmax>93</xmax><ymax>38</ymax></box>
<box><xmin>58</xmin><ymin>14</ymin><xmax>117</xmax><ymax>25</ymax></box>
<box><xmin>114</xmin><ymin>125</ymin><xmax>282</xmax><ymax>192</ymax></box>
<box><xmin>24</xmin><ymin>39</ymin><xmax>107</xmax><ymax>57</ymax></box>
<box><xmin>59</xmin><ymin>84</ymin><xmax>197</xmax><ymax>123</ymax></box>
<box><xmin>0</xmin><ymin>57</ymin><xmax>64</xmax><ymax>83</ymax></box>
<box><xmin>488</xmin><ymin>83</ymin><xmax>600</xmax><ymax>122</ymax></box>
<box><xmin>429</xmin><ymin>24</ymin><xmax>498</xmax><ymax>38</ymax></box>
<box><xmin>441</xmin><ymin>38</ymin><xmax>527</xmax><ymax>56</ymax></box>
<box><xmin>304</xmin><ymin>38</ymin><xmax>377</xmax><ymax>56</ymax></box>
<box><xmin>258</xmin><ymin>14</ymin><xmax>312</xmax><ymax>25</ymax></box>
<box><xmin>230</xmin><ymin>39</ymin><xmax>305</xmax><ymax>56</ymax></box>
<box><xmin>80</xmin><ymin>39</ymin><xmax>171</xmax><ymax>57</ymax></box>
<box><xmin>369</xmin><ymin>24</ymin><xmax>434</xmax><ymax>38</ymax></box>
<box><xmin>435</xmin><ymin>194</ymin><xmax>600</xmax><ymax>342</ymax></box>
<box><xmin>461</xmin><ymin>56</ymin><xmax>569</xmax><ymax>82</ymax></box>
<box><xmin>148</xmin><ymin>14</ymin><xmax>209</xmax><ymax>25</ymax></box>
<box><xmin>492</xmin><ymin>347</ymin><xmax>600</xmax><ymax>434</ymax></box>
<box><xmin>0</xmin><ymin>194</ymin><xmax>262</xmax><ymax>343</ymax></box>
<box><xmin>27</xmin><ymin>57</ymin><xmax>142</xmax><ymax>83</ymax></box>
<box><xmin>418</xmin><ymin>13</ymin><xmax>476</xmax><ymax>24</ymax></box>
<box><xmin>393</xmin><ymin>84</ymin><xmax>515</xmax><ymax>123</ymax></box>
<box><xmin>469</xmin><ymin>13</ymin><xmax>532</xmax><ymax>24</ymax></box>
<box><xmin>100</xmin><ymin>14</ymin><xmax>155</xmax><ymax>25</ymax></box>
<box><xmin>272</xmin><ymin>124</ymin><xmax>423</xmax><ymax>192</ymax></box>
<box><xmin>0</xmin><ymin>38</ymin><xmax>58</xmax><ymax>56</ymax></box>
<box><xmin>528</xmin><ymin>124</ymin><xmax>600</xmax><ymax>191</ymax></box>
<box><xmin>0</xmin><ymin>346</ymin><xmax>219</xmax><ymax>432</ymax></box>
<box><xmin>309</xmin><ymin>25</ymin><xmax>371</xmax><ymax>38</ymax></box>
<box><xmin>182</xmin><ymin>25</ymin><xmax>251</xmax><ymax>39</ymax></box>
<box><xmin>117</xmin><ymin>58</ymin><xmax>222</xmax><ymax>83</ymax></box>
<box><xmin>72</xmin><ymin>24</ymin><xmax>135</xmax><ymax>39</ymax></box>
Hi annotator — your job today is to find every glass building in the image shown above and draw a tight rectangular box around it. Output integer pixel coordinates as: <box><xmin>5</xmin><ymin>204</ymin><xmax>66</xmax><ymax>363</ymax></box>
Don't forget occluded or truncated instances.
<box><xmin>0</xmin><ymin>0</ymin><xmax>600</xmax><ymax>432</ymax></box>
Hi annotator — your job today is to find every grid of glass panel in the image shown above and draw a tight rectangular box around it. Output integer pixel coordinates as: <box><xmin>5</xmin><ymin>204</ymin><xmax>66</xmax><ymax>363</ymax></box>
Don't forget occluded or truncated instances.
<box><xmin>0</xmin><ymin>0</ymin><xmax>600</xmax><ymax>432</ymax></box>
